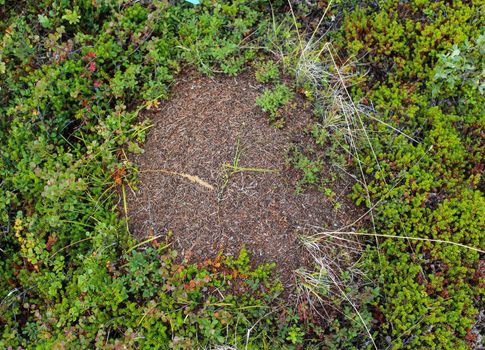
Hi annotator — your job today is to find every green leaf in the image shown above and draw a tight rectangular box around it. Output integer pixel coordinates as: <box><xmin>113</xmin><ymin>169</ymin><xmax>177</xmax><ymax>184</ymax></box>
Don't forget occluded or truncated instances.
<box><xmin>38</xmin><ymin>14</ymin><xmax>51</xmax><ymax>28</ymax></box>
<box><xmin>62</xmin><ymin>9</ymin><xmax>80</xmax><ymax>25</ymax></box>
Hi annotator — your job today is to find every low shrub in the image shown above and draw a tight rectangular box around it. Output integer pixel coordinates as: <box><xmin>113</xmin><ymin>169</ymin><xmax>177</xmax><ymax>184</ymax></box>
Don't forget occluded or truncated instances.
<box><xmin>256</xmin><ymin>83</ymin><xmax>294</xmax><ymax>123</ymax></box>
<box><xmin>333</xmin><ymin>1</ymin><xmax>484</xmax><ymax>348</ymax></box>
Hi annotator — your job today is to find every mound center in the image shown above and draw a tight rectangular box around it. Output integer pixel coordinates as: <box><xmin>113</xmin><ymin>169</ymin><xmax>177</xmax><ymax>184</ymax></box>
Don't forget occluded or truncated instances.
<box><xmin>126</xmin><ymin>71</ymin><xmax>356</xmax><ymax>286</ymax></box>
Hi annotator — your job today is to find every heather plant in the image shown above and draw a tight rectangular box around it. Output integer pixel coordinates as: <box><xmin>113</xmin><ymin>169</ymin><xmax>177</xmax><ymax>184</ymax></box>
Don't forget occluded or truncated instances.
<box><xmin>332</xmin><ymin>1</ymin><xmax>485</xmax><ymax>348</ymax></box>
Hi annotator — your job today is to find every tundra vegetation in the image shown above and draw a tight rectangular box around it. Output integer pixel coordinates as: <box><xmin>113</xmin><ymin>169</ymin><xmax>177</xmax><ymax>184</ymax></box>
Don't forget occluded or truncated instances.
<box><xmin>0</xmin><ymin>1</ymin><xmax>483</xmax><ymax>349</ymax></box>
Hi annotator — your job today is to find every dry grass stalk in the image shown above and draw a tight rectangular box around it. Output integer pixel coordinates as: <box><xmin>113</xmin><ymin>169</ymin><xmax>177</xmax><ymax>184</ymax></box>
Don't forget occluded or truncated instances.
<box><xmin>141</xmin><ymin>169</ymin><xmax>214</xmax><ymax>190</ymax></box>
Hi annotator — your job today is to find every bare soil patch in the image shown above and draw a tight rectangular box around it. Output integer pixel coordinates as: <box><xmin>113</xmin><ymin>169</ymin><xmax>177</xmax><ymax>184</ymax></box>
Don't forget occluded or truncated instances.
<box><xmin>125</xmin><ymin>71</ymin><xmax>359</xmax><ymax>288</ymax></box>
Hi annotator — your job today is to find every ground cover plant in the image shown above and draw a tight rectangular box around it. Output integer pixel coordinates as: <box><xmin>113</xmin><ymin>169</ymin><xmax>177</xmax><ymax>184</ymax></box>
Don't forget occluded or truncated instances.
<box><xmin>1</xmin><ymin>0</ymin><xmax>483</xmax><ymax>349</ymax></box>
<box><xmin>334</xmin><ymin>2</ymin><xmax>485</xmax><ymax>348</ymax></box>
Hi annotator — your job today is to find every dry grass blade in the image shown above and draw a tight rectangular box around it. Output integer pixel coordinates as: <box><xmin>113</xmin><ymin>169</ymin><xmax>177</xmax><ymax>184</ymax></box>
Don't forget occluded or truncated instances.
<box><xmin>222</xmin><ymin>164</ymin><xmax>279</xmax><ymax>174</ymax></box>
<box><xmin>327</xmin><ymin>271</ymin><xmax>378</xmax><ymax>350</ymax></box>
<box><xmin>296</xmin><ymin>230</ymin><xmax>378</xmax><ymax>348</ymax></box>
<box><xmin>127</xmin><ymin>234</ymin><xmax>172</xmax><ymax>252</ymax></box>
<box><xmin>178</xmin><ymin>173</ymin><xmax>214</xmax><ymax>190</ymax></box>
<box><xmin>122</xmin><ymin>183</ymin><xmax>130</xmax><ymax>233</ymax></box>
<box><xmin>141</xmin><ymin>169</ymin><xmax>214</xmax><ymax>190</ymax></box>
<box><xmin>48</xmin><ymin>237</ymin><xmax>93</xmax><ymax>260</ymax></box>
<box><xmin>310</xmin><ymin>230</ymin><xmax>485</xmax><ymax>254</ymax></box>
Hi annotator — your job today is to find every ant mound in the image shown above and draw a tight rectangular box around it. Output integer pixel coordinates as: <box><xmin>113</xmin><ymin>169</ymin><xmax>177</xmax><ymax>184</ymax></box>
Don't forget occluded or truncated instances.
<box><xmin>126</xmin><ymin>71</ymin><xmax>358</xmax><ymax>288</ymax></box>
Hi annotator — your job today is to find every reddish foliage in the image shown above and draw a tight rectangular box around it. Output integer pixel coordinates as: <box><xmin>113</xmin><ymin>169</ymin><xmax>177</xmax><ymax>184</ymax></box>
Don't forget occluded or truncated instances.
<box><xmin>46</xmin><ymin>235</ymin><xmax>57</xmax><ymax>251</ymax></box>
<box><xmin>88</xmin><ymin>62</ymin><xmax>96</xmax><ymax>73</ymax></box>
<box><xmin>111</xmin><ymin>166</ymin><xmax>126</xmax><ymax>185</ymax></box>
<box><xmin>84</xmin><ymin>51</ymin><xmax>96</xmax><ymax>60</ymax></box>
